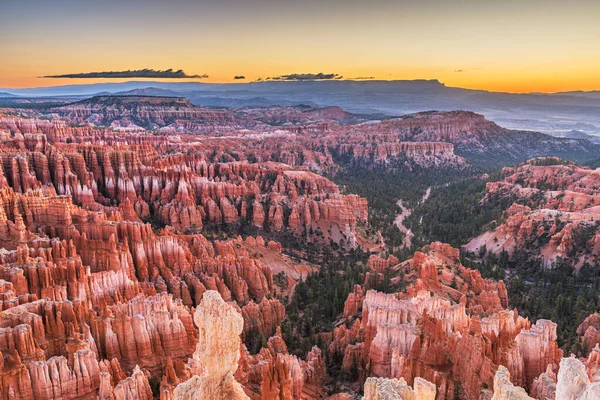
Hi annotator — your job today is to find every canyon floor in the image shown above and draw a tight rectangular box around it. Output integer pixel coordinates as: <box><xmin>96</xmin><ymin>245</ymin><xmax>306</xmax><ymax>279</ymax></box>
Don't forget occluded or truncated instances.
<box><xmin>394</xmin><ymin>187</ymin><xmax>430</xmax><ymax>249</ymax></box>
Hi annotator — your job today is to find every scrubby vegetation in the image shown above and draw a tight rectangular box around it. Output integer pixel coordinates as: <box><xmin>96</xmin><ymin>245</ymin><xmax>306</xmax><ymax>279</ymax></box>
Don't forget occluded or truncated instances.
<box><xmin>407</xmin><ymin>173</ymin><xmax>511</xmax><ymax>248</ymax></box>
<box><xmin>281</xmin><ymin>247</ymin><xmax>369</xmax><ymax>356</ymax></box>
<box><xmin>290</xmin><ymin>157</ymin><xmax>600</xmax><ymax>361</ymax></box>
<box><xmin>333</xmin><ymin>165</ymin><xmax>475</xmax><ymax>257</ymax></box>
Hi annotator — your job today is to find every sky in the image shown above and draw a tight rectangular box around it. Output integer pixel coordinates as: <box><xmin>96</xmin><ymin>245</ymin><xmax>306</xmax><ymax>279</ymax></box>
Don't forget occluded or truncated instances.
<box><xmin>1</xmin><ymin>0</ymin><xmax>599</xmax><ymax>93</ymax></box>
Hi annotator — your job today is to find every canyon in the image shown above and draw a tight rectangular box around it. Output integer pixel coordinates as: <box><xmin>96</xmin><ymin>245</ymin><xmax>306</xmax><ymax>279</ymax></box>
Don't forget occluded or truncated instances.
<box><xmin>0</xmin><ymin>97</ymin><xmax>600</xmax><ymax>399</ymax></box>
<box><xmin>44</xmin><ymin>97</ymin><xmax>600</xmax><ymax>169</ymax></box>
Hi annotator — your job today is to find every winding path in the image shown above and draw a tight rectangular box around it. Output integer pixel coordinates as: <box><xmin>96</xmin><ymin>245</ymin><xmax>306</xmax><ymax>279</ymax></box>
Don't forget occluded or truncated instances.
<box><xmin>393</xmin><ymin>187</ymin><xmax>431</xmax><ymax>249</ymax></box>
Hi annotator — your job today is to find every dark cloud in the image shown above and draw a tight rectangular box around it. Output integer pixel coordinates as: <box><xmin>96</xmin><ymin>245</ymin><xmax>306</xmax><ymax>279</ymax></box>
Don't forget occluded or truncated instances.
<box><xmin>352</xmin><ymin>76</ymin><xmax>375</xmax><ymax>80</ymax></box>
<box><xmin>454</xmin><ymin>69</ymin><xmax>464</xmax><ymax>73</ymax></box>
<box><xmin>267</xmin><ymin>73</ymin><xmax>342</xmax><ymax>81</ymax></box>
<box><xmin>44</xmin><ymin>69</ymin><xmax>208</xmax><ymax>79</ymax></box>
<box><xmin>233</xmin><ymin>75</ymin><xmax>246</xmax><ymax>80</ymax></box>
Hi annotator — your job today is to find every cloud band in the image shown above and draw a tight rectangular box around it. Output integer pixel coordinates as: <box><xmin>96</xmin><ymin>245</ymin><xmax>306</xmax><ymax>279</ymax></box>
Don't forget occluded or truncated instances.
<box><xmin>44</xmin><ymin>68</ymin><xmax>207</xmax><ymax>79</ymax></box>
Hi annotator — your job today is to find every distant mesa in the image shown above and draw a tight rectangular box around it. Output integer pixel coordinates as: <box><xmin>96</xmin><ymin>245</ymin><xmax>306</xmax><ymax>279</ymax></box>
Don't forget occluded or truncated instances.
<box><xmin>44</xmin><ymin>68</ymin><xmax>208</xmax><ymax>79</ymax></box>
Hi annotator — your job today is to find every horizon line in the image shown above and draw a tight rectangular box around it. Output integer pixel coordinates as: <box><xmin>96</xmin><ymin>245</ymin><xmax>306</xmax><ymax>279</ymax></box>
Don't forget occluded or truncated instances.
<box><xmin>1</xmin><ymin>79</ymin><xmax>599</xmax><ymax>96</ymax></box>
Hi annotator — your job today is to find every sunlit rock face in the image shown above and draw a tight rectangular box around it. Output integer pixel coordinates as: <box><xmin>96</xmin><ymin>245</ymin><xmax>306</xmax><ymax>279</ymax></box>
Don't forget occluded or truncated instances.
<box><xmin>173</xmin><ymin>290</ymin><xmax>249</xmax><ymax>400</ymax></box>
<box><xmin>362</xmin><ymin>376</ymin><xmax>436</xmax><ymax>400</ymax></box>
<box><xmin>554</xmin><ymin>357</ymin><xmax>600</xmax><ymax>400</ymax></box>
<box><xmin>491</xmin><ymin>366</ymin><xmax>534</xmax><ymax>400</ymax></box>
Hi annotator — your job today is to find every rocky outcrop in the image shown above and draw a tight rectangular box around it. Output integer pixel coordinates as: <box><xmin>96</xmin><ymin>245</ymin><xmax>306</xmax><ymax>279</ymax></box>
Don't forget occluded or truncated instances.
<box><xmin>90</xmin><ymin>293</ymin><xmax>197</xmax><ymax>373</ymax></box>
<box><xmin>336</xmin><ymin>141</ymin><xmax>466</xmax><ymax>169</ymax></box>
<box><xmin>0</xmin><ymin>126</ymin><xmax>370</xmax><ymax>248</ymax></box>
<box><xmin>329</xmin><ymin>243</ymin><xmax>563</xmax><ymax>400</ymax></box>
<box><xmin>52</xmin><ymin>96</ymin><xmax>235</xmax><ymax>132</ymax></box>
<box><xmin>491</xmin><ymin>366</ymin><xmax>534</xmax><ymax>400</ymax></box>
<box><xmin>99</xmin><ymin>365</ymin><xmax>153</xmax><ymax>400</ymax></box>
<box><xmin>4</xmin><ymin>99</ymin><xmax>600</xmax><ymax>400</ymax></box>
<box><xmin>241</xmin><ymin>297</ymin><xmax>286</xmax><ymax>342</ymax></box>
<box><xmin>466</xmin><ymin>160</ymin><xmax>600</xmax><ymax>269</ymax></box>
<box><xmin>234</xmin><ymin>327</ymin><xmax>327</xmax><ymax>400</ymax></box>
<box><xmin>0</xmin><ymin>156</ymin><xmax>315</xmax><ymax>399</ymax></box>
<box><xmin>555</xmin><ymin>357</ymin><xmax>600</xmax><ymax>400</ymax></box>
<box><xmin>515</xmin><ymin>319</ymin><xmax>561</xmax><ymax>388</ymax></box>
<box><xmin>530</xmin><ymin>365</ymin><xmax>557</xmax><ymax>400</ymax></box>
<box><xmin>481</xmin><ymin>353</ymin><xmax>600</xmax><ymax>399</ymax></box>
<box><xmin>173</xmin><ymin>290</ymin><xmax>249</xmax><ymax>400</ymax></box>
<box><xmin>362</xmin><ymin>377</ymin><xmax>436</xmax><ymax>400</ymax></box>
<box><xmin>577</xmin><ymin>313</ymin><xmax>600</xmax><ymax>353</ymax></box>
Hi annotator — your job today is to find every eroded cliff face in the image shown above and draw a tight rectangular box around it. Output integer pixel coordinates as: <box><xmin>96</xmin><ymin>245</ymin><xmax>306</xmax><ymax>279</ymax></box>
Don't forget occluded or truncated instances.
<box><xmin>236</xmin><ymin>329</ymin><xmax>327</xmax><ymax>400</ymax></box>
<box><xmin>554</xmin><ymin>357</ymin><xmax>600</xmax><ymax>400</ymax></box>
<box><xmin>1</xmin><ymin>102</ymin><xmax>599</xmax><ymax>400</ymax></box>
<box><xmin>52</xmin><ymin>96</ymin><xmax>236</xmax><ymax>132</ymax></box>
<box><xmin>0</xmin><ymin>136</ymin><xmax>368</xmax><ymax>249</ymax></box>
<box><xmin>4</xmin><ymin>105</ymin><xmax>598</xmax><ymax>174</ymax></box>
<box><xmin>577</xmin><ymin>313</ymin><xmax>600</xmax><ymax>353</ymax></box>
<box><xmin>329</xmin><ymin>242</ymin><xmax>562</xmax><ymax>400</ymax></box>
<box><xmin>465</xmin><ymin>159</ymin><xmax>600</xmax><ymax>269</ymax></box>
<box><xmin>0</xmin><ymin>102</ymin><xmax>378</xmax><ymax>399</ymax></box>
<box><xmin>0</xmin><ymin>116</ymin><xmax>330</xmax><ymax>398</ymax></box>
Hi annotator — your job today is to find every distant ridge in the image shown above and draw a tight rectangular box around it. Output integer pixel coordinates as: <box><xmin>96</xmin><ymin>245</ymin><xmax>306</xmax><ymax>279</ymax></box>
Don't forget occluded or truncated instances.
<box><xmin>69</xmin><ymin>94</ymin><xmax>192</xmax><ymax>105</ymax></box>
<box><xmin>112</xmin><ymin>87</ymin><xmax>180</xmax><ymax>97</ymax></box>
<box><xmin>1</xmin><ymin>80</ymin><xmax>599</xmax><ymax>137</ymax></box>
<box><xmin>0</xmin><ymin>79</ymin><xmax>447</xmax><ymax>97</ymax></box>
<box><xmin>51</xmin><ymin>94</ymin><xmax>227</xmax><ymax>130</ymax></box>
<box><xmin>561</xmin><ymin>130</ymin><xmax>600</xmax><ymax>144</ymax></box>
<box><xmin>55</xmin><ymin>95</ymin><xmax>198</xmax><ymax>113</ymax></box>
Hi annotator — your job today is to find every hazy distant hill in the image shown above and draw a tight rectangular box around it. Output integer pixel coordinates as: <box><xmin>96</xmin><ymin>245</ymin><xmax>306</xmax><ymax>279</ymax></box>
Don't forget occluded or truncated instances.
<box><xmin>560</xmin><ymin>130</ymin><xmax>600</xmax><ymax>144</ymax></box>
<box><xmin>3</xmin><ymin>80</ymin><xmax>600</xmax><ymax>136</ymax></box>
<box><xmin>554</xmin><ymin>90</ymin><xmax>600</xmax><ymax>99</ymax></box>
<box><xmin>113</xmin><ymin>87</ymin><xmax>180</xmax><ymax>97</ymax></box>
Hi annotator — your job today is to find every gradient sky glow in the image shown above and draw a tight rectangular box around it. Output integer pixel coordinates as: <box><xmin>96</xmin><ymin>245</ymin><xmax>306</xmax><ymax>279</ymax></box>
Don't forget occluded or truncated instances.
<box><xmin>1</xmin><ymin>0</ymin><xmax>600</xmax><ymax>92</ymax></box>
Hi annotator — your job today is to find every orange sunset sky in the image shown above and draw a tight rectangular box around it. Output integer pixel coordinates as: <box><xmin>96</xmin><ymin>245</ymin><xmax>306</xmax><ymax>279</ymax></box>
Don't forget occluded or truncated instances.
<box><xmin>1</xmin><ymin>0</ymin><xmax>599</xmax><ymax>93</ymax></box>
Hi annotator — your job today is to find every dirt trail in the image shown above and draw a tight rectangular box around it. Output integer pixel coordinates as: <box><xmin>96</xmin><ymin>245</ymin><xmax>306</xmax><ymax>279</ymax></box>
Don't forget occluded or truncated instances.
<box><xmin>422</xmin><ymin>186</ymin><xmax>431</xmax><ymax>203</ymax></box>
<box><xmin>393</xmin><ymin>187</ymin><xmax>431</xmax><ymax>249</ymax></box>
